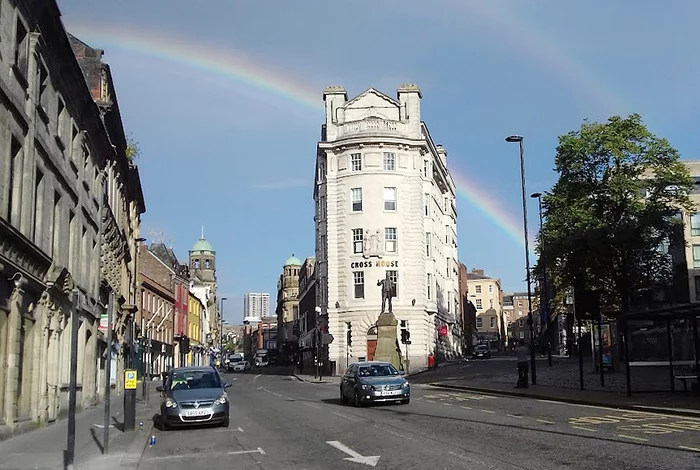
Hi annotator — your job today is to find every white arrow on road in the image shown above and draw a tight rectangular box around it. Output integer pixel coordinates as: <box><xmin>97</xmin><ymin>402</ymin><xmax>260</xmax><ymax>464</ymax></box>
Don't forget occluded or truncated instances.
<box><xmin>326</xmin><ymin>441</ymin><xmax>380</xmax><ymax>467</ymax></box>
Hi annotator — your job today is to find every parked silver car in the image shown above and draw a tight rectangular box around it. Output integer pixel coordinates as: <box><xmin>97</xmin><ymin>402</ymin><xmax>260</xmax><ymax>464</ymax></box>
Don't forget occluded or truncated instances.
<box><xmin>340</xmin><ymin>361</ymin><xmax>410</xmax><ymax>406</ymax></box>
<box><xmin>157</xmin><ymin>366</ymin><xmax>231</xmax><ymax>429</ymax></box>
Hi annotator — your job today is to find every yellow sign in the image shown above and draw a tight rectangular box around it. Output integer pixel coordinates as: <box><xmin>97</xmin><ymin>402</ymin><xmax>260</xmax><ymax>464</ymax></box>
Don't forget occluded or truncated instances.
<box><xmin>125</xmin><ymin>370</ymin><xmax>137</xmax><ymax>390</ymax></box>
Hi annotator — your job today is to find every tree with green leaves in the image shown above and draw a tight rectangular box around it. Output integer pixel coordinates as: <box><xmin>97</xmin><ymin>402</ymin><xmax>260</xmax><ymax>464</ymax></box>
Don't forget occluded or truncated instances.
<box><xmin>535</xmin><ymin>114</ymin><xmax>694</xmax><ymax>317</ymax></box>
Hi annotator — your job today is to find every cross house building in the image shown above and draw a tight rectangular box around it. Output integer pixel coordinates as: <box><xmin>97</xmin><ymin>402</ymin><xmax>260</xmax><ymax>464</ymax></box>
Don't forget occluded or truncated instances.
<box><xmin>314</xmin><ymin>84</ymin><xmax>461</xmax><ymax>371</ymax></box>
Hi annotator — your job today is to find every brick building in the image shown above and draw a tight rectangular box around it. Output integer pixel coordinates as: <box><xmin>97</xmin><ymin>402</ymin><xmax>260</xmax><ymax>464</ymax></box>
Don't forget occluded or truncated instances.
<box><xmin>137</xmin><ymin>247</ymin><xmax>176</xmax><ymax>377</ymax></box>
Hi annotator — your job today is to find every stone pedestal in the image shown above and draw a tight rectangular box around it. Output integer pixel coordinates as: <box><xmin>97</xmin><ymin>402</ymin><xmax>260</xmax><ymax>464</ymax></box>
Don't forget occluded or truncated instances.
<box><xmin>372</xmin><ymin>313</ymin><xmax>400</xmax><ymax>370</ymax></box>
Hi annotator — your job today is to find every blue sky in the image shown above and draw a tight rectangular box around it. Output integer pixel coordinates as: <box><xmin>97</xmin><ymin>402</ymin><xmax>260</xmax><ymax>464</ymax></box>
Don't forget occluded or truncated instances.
<box><xmin>58</xmin><ymin>0</ymin><xmax>700</xmax><ymax>323</ymax></box>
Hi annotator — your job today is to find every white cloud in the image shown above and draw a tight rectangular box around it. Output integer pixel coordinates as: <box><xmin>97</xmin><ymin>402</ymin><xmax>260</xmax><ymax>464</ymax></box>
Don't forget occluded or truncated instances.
<box><xmin>251</xmin><ymin>179</ymin><xmax>308</xmax><ymax>190</ymax></box>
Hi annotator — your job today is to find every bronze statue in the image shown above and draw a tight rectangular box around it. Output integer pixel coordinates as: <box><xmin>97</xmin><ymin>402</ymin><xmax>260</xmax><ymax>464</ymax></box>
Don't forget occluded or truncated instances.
<box><xmin>377</xmin><ymin>272</ymin><xmax>395</xmax><ymax>314</ymax></box>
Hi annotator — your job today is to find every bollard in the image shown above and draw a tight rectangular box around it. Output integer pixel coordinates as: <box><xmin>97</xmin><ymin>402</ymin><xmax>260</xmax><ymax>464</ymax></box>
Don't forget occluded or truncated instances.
<box><xmin>150</xmin><ymin>435</ymin><xmax>156</xmax><ymax>446</ymax></box>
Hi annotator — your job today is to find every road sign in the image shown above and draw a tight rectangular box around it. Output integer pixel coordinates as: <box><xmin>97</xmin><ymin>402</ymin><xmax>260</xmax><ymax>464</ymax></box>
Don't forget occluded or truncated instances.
<box><xmin>125</xmin><ymin>370</ymin><xmax>137</xmax><ymax>390</ymax></box>
<box><xmin>322</xmin><ymin>333</ymin><xmax>335</xmax><ymax>345</ymax></box>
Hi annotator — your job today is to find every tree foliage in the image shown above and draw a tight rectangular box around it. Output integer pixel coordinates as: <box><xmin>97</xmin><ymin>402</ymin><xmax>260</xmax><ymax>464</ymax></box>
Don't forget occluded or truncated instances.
<box><xmin>535</xmin><ymin>114</ymin><xmax>694</xmax><ymax>316</ymax></box>
<box><xmin>125</xmin><ymin>133</ymin><xmax>141</xmax><ymax>161</ymax></box>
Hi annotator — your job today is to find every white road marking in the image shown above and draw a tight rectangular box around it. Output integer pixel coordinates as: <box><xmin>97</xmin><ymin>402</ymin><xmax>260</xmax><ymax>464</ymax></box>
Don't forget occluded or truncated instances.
<box><xmin>92</xmin><ymin>424</ymin><xmax>115</xmax><ymax>428</ymax></box>
<box><xmin>254</xmin><ymin>374</ymin><xmax>261</xmax><ymax>380</ymax></box>
<box><xmin>616</xmin><ymin>434</ymin><xmax>649</xmax><ymax>442</ymax></box>
<box><xmin>262</xmin><ymin>388</ymin><xmax>271</xmax><ymax>393</ymax></box>
<box><xmin>537</xmin><ymin>419</ymin><xmax>555</xmax><ymax>424</ymax></box>
<box><xmin>507</xmin><ymin>414</ymin><xmax>523</xmax><ymax>419</ymax></box>
<box><xmin>213</xmin><ymin>426</ymin><xmax>244</xmax><ymax>433</ymax></box>
<box><xmin>273</xmin><ymin>392</ymin><xmax>283</xmax><ymax>397</ymax></box>
<box><xmin>571</xmin><ymin>426</ymin><xmax>597</xmax><ymax>432</ymax></box>
<box><xmin>461</xmin><ymin>406</ymin><xmax>472</xmax><ymax>410</ymax></box>
<box><xmin>480</xmin><ymin>409</ymin><xmax>495</xmax><ymax>414</ymax></box>
<box><xmin>303</xmin><ymin>402</ymin><xmax>321</xmax><ymax>409</ymax></box>
<box><xmin>144</xmin><ymin>448</ymin><xmax>265</xmax><ymax>460</ymax></box>
<box><xmin>326</xmin><ymin>440</ymin><xmax>380</xmax><ymax>466</ymax></box>
<box><xmin>679</xmin><ymin>445</ymin><xmax>700</xmax><ymax>452</ymax></box>
<box><xmin>443</xmin><ymin>403</ymin><xmax>453</xmax><ymax>407</ymax></box>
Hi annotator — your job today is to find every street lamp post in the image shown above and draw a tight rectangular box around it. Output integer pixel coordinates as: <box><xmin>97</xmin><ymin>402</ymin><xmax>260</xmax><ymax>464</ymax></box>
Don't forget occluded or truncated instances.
<box><xmin>506</xmin><ymin>135</ymin><xmax>537</xmax><ymax>385</ymax></box>
<box><xmin>531</xmin><ymin>192</ymin><xmax>552</xmax><ymax>368</ymax></box>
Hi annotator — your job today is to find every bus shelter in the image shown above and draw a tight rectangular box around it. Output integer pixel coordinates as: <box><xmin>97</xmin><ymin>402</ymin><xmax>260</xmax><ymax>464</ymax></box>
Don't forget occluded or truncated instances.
<box><xmin>620</xmin><ymin>304</ymin><xmax>700</xmax><ymax>396</ymax></box>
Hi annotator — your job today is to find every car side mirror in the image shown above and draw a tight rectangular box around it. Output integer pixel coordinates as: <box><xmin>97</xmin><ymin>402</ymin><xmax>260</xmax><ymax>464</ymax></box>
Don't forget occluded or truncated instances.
<box><xmin>156</xmin><ymin>385</ymin><xmax>164</xmax><ymax>392</ymax></box>
<box><xmin>224</xmin><ymin>383</ymin><xmax>232</xmax><ymax>389</ymax></box>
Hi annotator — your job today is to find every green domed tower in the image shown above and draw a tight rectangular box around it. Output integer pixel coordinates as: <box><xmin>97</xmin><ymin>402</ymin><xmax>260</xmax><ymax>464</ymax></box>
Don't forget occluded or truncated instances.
<box><xmin>189</xmin><ymin>227</ymin><xmax>216</xmax><ymax>285</ymax></box>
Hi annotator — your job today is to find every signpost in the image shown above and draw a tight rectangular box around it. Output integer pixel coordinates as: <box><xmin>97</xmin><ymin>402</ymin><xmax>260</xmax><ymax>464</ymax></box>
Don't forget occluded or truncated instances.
<box><xmin>124</xmin><ymin>370</ymin><xmax>137</xmax><ymax>431</ymax></box>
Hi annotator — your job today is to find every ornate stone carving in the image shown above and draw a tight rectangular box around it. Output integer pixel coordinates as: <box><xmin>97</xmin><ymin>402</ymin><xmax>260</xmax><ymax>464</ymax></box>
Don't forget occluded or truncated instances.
<box><xmin>363</xmin><ymin>229</ymin><xmax>383</xmax><ymax>259</ymax></box>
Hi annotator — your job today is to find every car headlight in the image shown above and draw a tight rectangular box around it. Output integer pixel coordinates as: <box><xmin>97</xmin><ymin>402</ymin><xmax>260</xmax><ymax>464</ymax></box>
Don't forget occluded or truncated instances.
<box><xmin>402</xmin><ymin>381</ymin><xmax>410</xmax><ymax>388</ymax></box>
<box><xmin>360</xmin><ymin>384</ymin><xmax>372</xmax><ymax>390</ymax></box>
<box><xmin>165</xmin><ymin>399</ymin><xmax>177</xmax><ymax>408</ymax></box>
<box><xmin>214</xmin><ymin>393</ymin><xmax>228</xmax><ymax>405</ymax></box>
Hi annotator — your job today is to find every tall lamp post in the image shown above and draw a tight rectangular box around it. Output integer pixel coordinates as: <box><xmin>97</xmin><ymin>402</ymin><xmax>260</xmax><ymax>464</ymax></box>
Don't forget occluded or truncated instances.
<box><xmin>134</xmin><ymin>237</ymin><xmax>147</xmax><ymax>400</ymax></box>
<box><xmin>505</xmin><ymin>135</ymin><xmax>536</xmax><ymax>385</ymax></box>
<box><xmin>531</xmin><ymin>192</ymin><xmax>552</xmax><ymax>368</ymax></box>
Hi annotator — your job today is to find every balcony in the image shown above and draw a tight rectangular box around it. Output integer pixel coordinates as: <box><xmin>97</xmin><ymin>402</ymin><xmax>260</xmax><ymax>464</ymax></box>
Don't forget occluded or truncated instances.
<box><xmin>336</xmin><ymin>118</ymin><xmax>403</xmax><ymax>139</ymax></box>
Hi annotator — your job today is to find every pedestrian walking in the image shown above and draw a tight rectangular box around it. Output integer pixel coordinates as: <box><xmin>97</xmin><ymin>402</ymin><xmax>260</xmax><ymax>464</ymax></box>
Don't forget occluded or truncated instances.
<box><xmin>515</xmin><ymin>339</ymin><xmax>529</xmax><ymax>388</ymax></box>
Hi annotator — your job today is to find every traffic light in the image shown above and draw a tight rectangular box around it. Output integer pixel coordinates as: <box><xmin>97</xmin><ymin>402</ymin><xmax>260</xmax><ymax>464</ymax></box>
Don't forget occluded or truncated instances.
<box><xmin>346</xmin><ymin>322</ymin><xmax>352</xmax><ymax>347</ymax></box>
<box><xmin>400</xmin><ymin>320</ymin><xmax>410</xmax><ymax>344</ymax></box>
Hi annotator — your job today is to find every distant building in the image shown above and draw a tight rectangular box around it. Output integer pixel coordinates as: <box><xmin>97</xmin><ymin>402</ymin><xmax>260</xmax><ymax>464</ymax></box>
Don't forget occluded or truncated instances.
<box><xmin>275</xmin><ymin>255</ymin><xmax>301</xmax><ymax>361</ymax></box>
<box><xmin>466</xmin><ymin>269</ymin><xmax>505</xmax><ymax>349</ymax></box>
<box><xmin>243</xmin><ymin>292</ymin><xmax>270</xmax><ymax>321</ymax></box>
<box><xmin>188</xmin><ymin>231</ymin><xmax>218</xmax><ymax>358</ymax></box>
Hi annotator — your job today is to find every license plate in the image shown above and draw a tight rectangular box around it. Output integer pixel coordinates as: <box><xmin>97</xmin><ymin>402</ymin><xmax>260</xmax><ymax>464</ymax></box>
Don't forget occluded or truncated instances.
<box><xmin>379</xmin><ymin>390</ymin><xmax>402</xmax><ymax>396</ymax></box>
<box><xmin>182</xmin><ymin>409</ymin><xmax>211</xmax><ymax>417</ymax></box>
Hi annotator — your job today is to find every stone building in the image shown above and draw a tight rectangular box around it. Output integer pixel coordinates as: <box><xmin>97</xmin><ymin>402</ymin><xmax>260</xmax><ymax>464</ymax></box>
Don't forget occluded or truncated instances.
<box><xmin>467</xmin><ymin>269</ymin><xmax>506</xmax><ymax>349</ymax></box>
<box><xmin>314</xmin><ymin>85</ymin><xmax>460</xmax><ymax>371</ymax></box>
<box><xmin>276</xmin><ymin>255</ymin><xmax>301</xmax><ymax>361</ymax></box>
<box><xmin>0</xmin><ymin>0</ymin><xmax>144</xmax><ymax>435</ymax></box>
<box><xmin>187</xmin><ymin>292</ymin><xmax>205</xmax><ymax>366</ymax></box>
<box><xmin>189</xmin><ymin>233</ymin><xmax>218</xmax><ymax>361</ymax></box>
<box><xmin>297</xmin><ymin>256</ymin><xmax>319</xmax><ymax>369</ymax></box>
<box><xmin>458</xmin><ymin>262</ymin><xmax>477</xmax><ymax>353</ymax></box>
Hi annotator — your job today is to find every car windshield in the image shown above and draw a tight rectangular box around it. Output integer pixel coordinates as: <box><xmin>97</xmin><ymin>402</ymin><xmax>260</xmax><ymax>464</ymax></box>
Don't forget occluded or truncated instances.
<box><xmin>169</xmin><ymin>370</ymin><xmax>221</xmax><ymax>390</ymax></box>
<box><xmin>358</xmin><ymin>364</ymin><xmax>399</xmax><ymax>377</ymax></box>
<box><xmin>477</xmin><ymin>345</ymin><xmax>488</xmax><ymax>350</ymax></box>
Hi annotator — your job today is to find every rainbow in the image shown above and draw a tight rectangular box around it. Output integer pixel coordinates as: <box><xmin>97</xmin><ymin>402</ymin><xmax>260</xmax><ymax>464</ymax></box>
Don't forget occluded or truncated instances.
<box><xmin>65</xmin><ymin>21</ymin><xmax>536</xmax><ymax>252</ymax></box>
<box><xmin>65</xmin><ymin>21</ymin><xmax>324</xmax><ymax>113</ymax></box>
<box><xmin>455</xmin><ymin>1</ymin><xmax>626</xmax><ymax>113</ymax></box>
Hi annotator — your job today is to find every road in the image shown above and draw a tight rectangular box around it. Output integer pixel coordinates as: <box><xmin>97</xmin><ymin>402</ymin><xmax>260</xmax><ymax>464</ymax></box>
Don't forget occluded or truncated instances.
<box><xmin>138</xmin><ymin>371</ymin><xmax>700</xmax><ymax>469</ymax></box>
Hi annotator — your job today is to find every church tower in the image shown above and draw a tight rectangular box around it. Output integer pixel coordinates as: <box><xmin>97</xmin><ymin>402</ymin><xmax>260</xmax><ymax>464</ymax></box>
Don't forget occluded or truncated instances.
<box><xmin>189</xmin><ymin>227</ymin><xmax>219</xmax><ymax>351</ymax></box>
<box><xmin>189</xmin><ymin>227</ymin><xmax>217</xmax><ymax>286</ymax></box>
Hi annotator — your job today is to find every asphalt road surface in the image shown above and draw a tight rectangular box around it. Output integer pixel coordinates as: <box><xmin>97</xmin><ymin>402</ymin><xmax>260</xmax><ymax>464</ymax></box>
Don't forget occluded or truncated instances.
<box><xmin>138</xmin><ymin>371</ymin><xmax>700</xmax><ymax>469</ymax></box>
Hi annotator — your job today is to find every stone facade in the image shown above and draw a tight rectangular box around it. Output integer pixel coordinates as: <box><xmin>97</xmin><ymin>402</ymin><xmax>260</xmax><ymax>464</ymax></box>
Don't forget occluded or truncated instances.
<box><xmin>189</xmin><ymin>234</ymin><xmax>218</xmax><ymax>358</ymax></box>
<box><xmin>315</xmin><ymin>85</ymin><xmax>460</xmax><ymax>371</ymax></box>
<box><xmin>0</xmin><ymin>1</ymin><xmax>144</xmax><ymax>435</ymax></box>
<box><xmin>276</xmin><ymin>255</ymin><xmax>301</xmax><ymax>361</ymax></box>
<box><xmin>467</xmin><ymin>269</ymin><xmax>506</xmax><ymax>349</ymax></box>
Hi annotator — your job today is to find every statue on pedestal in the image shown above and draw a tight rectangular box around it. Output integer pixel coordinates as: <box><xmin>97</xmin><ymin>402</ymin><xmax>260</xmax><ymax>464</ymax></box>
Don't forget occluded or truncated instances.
<box><xmin>377</xmin><ymin>272</ymin><xmax>395</xmax><ymax>314</ymax></box>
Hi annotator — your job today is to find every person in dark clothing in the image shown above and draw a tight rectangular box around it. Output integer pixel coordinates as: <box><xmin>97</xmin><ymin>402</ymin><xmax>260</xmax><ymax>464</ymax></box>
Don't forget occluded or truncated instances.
<box><xmin>515</xmin><ymin>339</ymin><xmax>529</xmax><ymax>388</ymax></box>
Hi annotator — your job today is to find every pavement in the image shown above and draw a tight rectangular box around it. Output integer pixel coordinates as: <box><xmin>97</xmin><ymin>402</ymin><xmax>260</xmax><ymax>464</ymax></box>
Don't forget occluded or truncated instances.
<box><xmin>137</xmin><ymin>370</ymin><xmax>700</xmax><ymax>469</ymax></box>
<box><xmin>0</xmin><ymin>383</ymin><xmax>161</xmax><ymax>470</ymax></box>
<box><xmin>410</xmin><ymin>356</ymin><xmax>700</xmax><ymax>418</ymax></box>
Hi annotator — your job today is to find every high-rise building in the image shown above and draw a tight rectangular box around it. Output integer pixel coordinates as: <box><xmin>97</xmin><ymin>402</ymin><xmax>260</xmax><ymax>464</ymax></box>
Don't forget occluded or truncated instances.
<box><xmin>244</xmin><ymin>292</ymin><xmax>270</xmax><ymax>321</ymax></box>
<box><xmin>314</xmin><ymin>84</ymin><xmax>461</xmax><ymax>371</ymax></box>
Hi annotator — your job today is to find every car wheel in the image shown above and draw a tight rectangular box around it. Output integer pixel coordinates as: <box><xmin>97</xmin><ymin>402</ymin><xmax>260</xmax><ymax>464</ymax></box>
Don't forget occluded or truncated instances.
<box><xmin>222</xmin><ymin>417</ymin><xmax>229</xmax><ymax>427</ymax></box>
<box><xmin>401</xmin><ymin>398</ymin><xmax>410</xmax><ymax>405</ymax></box>
<box><xmin>353</xmin><ymin>390</ymin><xmax>362</xmax><ymax>407</ymax></box>
<box><xmin>340</xmin><ymin>387</ymin><xmax>349</xmax><ymax>404</ymax></box>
